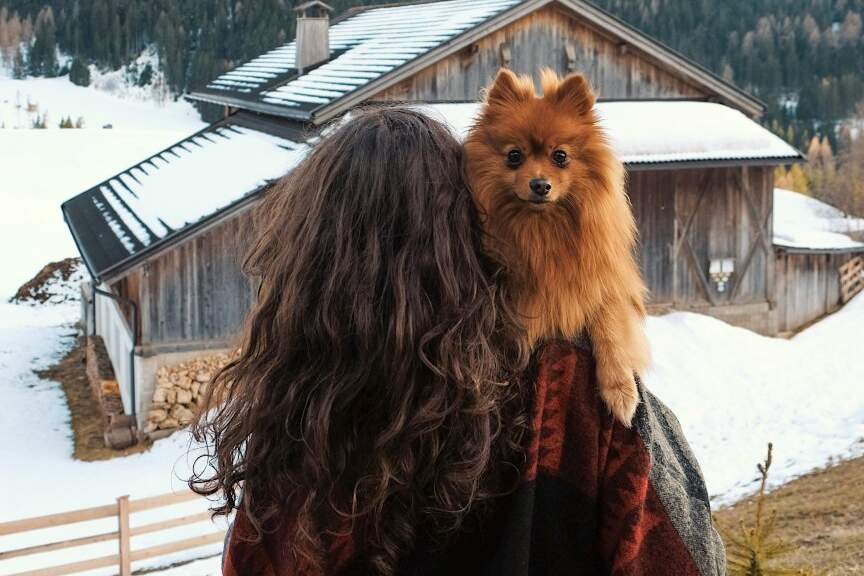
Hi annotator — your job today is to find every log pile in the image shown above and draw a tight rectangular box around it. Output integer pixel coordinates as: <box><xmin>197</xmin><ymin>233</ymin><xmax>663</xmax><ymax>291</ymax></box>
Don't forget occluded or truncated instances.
<box><xmin>144</xmin><ymin>353</ymin><xmax>231</xmax><ymax>433</ymax></box>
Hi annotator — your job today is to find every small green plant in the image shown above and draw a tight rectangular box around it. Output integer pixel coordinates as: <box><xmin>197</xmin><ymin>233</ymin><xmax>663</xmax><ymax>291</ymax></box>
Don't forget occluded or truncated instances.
<box><xmin>723</xmin><ymin>443</ymin><xmax>823</xmax><ymax>576</ymax></box>
<box><xmin>31</xmin><ymin>113</ymin><xmax>48</xmax><ymax>129</ymax></box>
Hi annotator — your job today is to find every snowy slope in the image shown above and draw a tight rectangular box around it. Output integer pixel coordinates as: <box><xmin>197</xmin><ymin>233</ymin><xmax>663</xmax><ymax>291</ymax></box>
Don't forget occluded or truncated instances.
<box><xmin>0</xmin><ymin>74</ymin><xmax>202</xmax><ymax>130</ymax></box>
<box><xmin>646</xmin><ymin>297</ymin><xmax>864</xmax><ymax>504</ymax></box>
<box><xmin>773</xmin><ymin>187</ymin><xmax>864</xmax><ymax>250</ymax></box>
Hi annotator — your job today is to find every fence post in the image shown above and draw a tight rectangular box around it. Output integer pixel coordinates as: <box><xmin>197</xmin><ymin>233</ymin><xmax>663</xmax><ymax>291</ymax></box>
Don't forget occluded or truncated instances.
<box><xmin>118</xmin><ymin>495</ymin><xmax>131</xmax><ymax>576</ymax></box>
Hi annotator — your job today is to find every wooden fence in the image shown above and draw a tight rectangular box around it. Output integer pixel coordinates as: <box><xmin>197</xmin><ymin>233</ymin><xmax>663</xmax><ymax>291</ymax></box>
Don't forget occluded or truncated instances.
<box><xmin>0</xmin><ymin>491</ymin><xmax>224</xmax><ymax>576</ymax></box>
<box><xmin>840</xmin><ymin>256</ymin><xmax>864</xmax><ymax>304</ymax></box>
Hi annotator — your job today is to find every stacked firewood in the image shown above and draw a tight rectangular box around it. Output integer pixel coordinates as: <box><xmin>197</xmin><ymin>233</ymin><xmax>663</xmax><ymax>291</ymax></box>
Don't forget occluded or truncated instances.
<box><xmin>145</xmin><ymin>353</ymin><xmax>232</xmax><ymax>433</ymax></box>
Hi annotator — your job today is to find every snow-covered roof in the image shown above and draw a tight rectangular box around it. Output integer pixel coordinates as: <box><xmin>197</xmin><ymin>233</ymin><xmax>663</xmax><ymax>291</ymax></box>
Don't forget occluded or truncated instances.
<box><xmin>63</xmin><ymin>116</ymin><xmax>309</xmax><ymax>281</ymax></box>
<box><xmin>65</xmin><ymin>101</ymin><xmax>801</xmax><ymax>282</ymax></box>
<box><xmin>198</xmin><ymin>0</ymin><xmax>518</xmax><ymax>108</ymax></box>
<box><xmin>188</xmin><ymin>0</ymin><xmax>765</xmax><ymax>122</ymax></box>
<box><xmin>773</xmin><ymin>188</ymin><xmax>864</xmax><ymax>253</ymax></box>
<box><xmin>419</xmin><ymin>101</ymin><xmax>803</xmax><ymax>166</ymax></box>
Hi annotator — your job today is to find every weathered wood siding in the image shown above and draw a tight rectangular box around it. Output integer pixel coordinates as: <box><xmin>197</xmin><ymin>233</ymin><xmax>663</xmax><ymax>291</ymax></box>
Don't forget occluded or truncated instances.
<box><xmin>773</xmin><ymin>251</ymin><xmax>854</xmax><ymax>333</ymax></box>
<box><xmin>373</xmin><ymin>5</ymin><xmax>706</xmax><ymax>102</ymax></box>
<box><xmin>125</xmin><ymin>164</ymin><xmax>774</xmax><ymax>347</ymax></box>
<box><xmin>628</xmin><ymin>170</ymin><xmax>675</xmax><ymax>303</ymax></box>
<box><xmin>136</xmin><ymin>207</ymin><xmax>258</xmax><ymax>348</ymax></box>
<box><xmin>629</xmin><ymin>166</ymin><xmax>773</xmax><ymax>308</ymax></box>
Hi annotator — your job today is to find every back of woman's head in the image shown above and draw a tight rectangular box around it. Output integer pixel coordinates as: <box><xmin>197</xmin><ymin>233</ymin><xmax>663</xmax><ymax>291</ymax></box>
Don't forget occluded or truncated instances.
<box><xmin>191</xmin><ymin>107</ymin><xmax>528</xmax><ymax>574</ymax></box>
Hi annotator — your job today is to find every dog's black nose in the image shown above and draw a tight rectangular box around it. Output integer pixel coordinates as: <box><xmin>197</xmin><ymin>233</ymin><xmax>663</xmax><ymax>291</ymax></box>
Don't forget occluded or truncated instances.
<box><xmin>529</xmin><ymin>178</ymin><xmax>552</xmax><ymax>197</ymax></box>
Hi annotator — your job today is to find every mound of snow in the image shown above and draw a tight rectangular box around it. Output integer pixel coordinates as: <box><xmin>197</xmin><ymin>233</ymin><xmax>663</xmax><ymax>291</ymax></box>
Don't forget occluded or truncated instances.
<box><xmin>646</xmin><ymin>293</ymin><xmax>864</xmax><ymax>504</ymax></box>
<box><xmin>773</xmin><ymin>188</ymin><xmax>864</xmax><ymax>250</ymax></box>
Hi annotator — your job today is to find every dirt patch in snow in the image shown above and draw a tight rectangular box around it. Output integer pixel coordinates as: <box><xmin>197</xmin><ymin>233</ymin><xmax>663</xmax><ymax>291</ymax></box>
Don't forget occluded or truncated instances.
<box><xmin>715</xmin><ymin>453</ymin><xmax>864</xmax><ymax>575</ymax></box>
<box><xmin>35</xmin><ymin>336</ymin><xmax>151</xmax><ymax>461</ymax></box>
<box><xmin>10</xmin><ymin>258</ymin><xmax>86</xmax><ymax>304</ymax></box>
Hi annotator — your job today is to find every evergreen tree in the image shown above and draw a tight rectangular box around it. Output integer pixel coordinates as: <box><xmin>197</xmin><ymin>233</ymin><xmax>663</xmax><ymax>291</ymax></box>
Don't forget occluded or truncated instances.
<box><xmin>29</xmin><ymin>6</ymin><xmax>57</xmax><ymax>76</ymax></box>
<box><xmin>69</xmin><ymin>56</ymin><xmax>90</xmax><ymax>86</ymax></box>
<box><xmin>721</xmin><ymin>444</ymin><xmax>823</xmax><ymax>576</ymax></box>
<box><xmin>12</xmin><ymin>45</ymin><xmax>27</xmax><ymax>79</ymax></box>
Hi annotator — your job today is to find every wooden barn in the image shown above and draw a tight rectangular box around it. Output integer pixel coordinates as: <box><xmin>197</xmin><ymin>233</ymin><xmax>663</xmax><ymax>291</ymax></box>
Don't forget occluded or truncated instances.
<box><xmin>63</xmin><ymin>0</ymin><xmax>805</xmax><ymax>427</ymax></box>
<box><xmin>771</xmin><ymin>188</ymin><xmax>864</xmax><ymax>333</ymax></box>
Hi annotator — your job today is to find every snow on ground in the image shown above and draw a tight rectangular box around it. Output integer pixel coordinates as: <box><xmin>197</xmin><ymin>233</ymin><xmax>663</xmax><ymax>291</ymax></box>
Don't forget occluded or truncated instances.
<box><xmin>773</xmin><ymin>187</ymin><xmax>864</xmax><ymax>250</ymax></box>
<box><xmin>1</xmin><ymin>280</ymin><xmax>863</xmax><ymax>573</ymax></box>
<box><xmin>646</xmin><ymin>294</ymin><xmax>864</xmax><ymax>505</ymax></box>
<box><xmin>0</xmin><ymin>296</ymin><xmax>227</xmax><ymax>575</ymax></box>
<box><xmin>0</xmin><ymin>73</ymin><xmax>202</xmax><ymax>130</ymax></box>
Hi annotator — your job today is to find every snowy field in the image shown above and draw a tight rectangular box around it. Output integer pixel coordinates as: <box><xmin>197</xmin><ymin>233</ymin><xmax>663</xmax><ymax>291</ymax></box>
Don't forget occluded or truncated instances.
<box><xmin>0</xmin><ymin>61</ymin><xmax>203</xmax><ymax>131</ymax></box>
<box><xmin>0</xmin><ymin>71</ymin><xmax>216</xmax><ymax>574</ymax></box>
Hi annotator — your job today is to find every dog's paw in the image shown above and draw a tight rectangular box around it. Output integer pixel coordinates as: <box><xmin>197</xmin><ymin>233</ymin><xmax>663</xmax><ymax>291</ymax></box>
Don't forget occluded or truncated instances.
<box><xmin>597</xmin><ymin>366</ymin><xmax>639</xmax><ymax>427</ymax></box>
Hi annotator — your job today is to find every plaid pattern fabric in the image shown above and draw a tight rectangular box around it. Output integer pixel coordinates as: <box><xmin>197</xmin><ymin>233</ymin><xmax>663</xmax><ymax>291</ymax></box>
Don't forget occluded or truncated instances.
<box><xmin>223</xmin><ymin>341</ymin><xmax>725</xmax><ymax>575</ymax></box>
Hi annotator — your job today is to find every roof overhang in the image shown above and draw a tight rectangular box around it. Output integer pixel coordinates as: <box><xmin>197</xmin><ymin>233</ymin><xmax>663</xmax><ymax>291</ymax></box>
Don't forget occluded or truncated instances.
<box><xmin>774</xmin><ymin>244</ymin><xmax>864</xmax><ymax>255</ymax></box>
<box><xmin>62</xmin><ymin>112</ymin><xmax>310</xmax><ymax>284</ymax></box>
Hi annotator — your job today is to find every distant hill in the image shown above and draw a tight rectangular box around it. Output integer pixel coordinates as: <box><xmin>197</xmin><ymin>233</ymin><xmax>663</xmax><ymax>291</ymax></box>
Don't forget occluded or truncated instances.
<box><xmin>1</xmin><ymin>0</ymin><xmax>862</xmax><ymax>144</ymax></box>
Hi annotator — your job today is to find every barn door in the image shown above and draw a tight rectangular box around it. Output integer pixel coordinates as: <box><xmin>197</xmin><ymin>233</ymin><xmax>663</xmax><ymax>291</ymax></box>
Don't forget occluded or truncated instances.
<box><xmin>672</xmin><ymin>167</ymin><xmax>771</xmax><ymax>307</ymax></box>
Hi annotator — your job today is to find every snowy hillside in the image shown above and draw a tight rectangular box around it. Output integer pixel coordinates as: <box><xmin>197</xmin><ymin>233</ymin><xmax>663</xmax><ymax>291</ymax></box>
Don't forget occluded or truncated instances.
<box><xmin>646</xmin><ymin>300</ymin><xmax>864</xmax><ymax>504</ymax></box>
<box><xmin>0</xmin><ymin>50</ymin><xmax>202</xmax><ymax>130</ymax></box>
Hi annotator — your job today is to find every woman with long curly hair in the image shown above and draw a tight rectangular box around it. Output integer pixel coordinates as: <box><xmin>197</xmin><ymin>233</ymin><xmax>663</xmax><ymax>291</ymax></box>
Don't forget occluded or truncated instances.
<box><xmin>192</xmin><ymin>107</ymin><xmax>725</xmax><ymax>576</ymax></box>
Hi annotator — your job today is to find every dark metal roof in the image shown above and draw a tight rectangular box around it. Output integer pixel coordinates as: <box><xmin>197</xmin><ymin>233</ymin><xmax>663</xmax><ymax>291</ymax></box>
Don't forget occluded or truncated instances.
<box><xmin>187</xmin><ymin>0</ymin><xmax>766</xmax><ymax>124</ymax></box>
<box><xmin>62</xmin><ymin>112</ymin><xmax>311</xmax><ymax>283</ymax></box>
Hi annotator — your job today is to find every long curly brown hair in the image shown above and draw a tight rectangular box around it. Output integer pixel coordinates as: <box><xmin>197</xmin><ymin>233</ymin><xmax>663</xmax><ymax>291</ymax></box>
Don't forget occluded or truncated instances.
<box><xmin>190</xmin><ymin>107</ymin><xmax>530</xmax><ymax>574</ymax></box>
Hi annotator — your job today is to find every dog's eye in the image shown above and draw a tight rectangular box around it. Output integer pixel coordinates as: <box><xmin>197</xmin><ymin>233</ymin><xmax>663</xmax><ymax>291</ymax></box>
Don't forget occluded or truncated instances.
<box><xmin>553</xmin><ymin>150</ymin><xmax>568</xmax><ymax>165</ymax></box>
<box><xmin>506</xmin><ymin>149</ymin><xmax>523</xmax><ymax>166</ymax></box>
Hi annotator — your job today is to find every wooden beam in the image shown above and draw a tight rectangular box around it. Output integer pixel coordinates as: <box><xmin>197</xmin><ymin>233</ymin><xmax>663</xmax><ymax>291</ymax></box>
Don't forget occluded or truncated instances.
<box><xmin>129</xmin><ymin>532</ymin><xmax>226</xmax><ymax>562</ymax></box>
<box><xmin>118</xmin><ymin>495</ymin><xmax>131</xmax><ymax>576</ymax></box>
<box><xmin>128</xmin><ymin>490</ymin><xmax>200</xmax><ymax>513</ymax></box>
<box><xmin>12</xmin><ymin>554</ymin><xmax>120</xmax><ymax>576</ymax></box>
<box><xmin>0</xmin><ymin>503</ymin><xmax>117</xmax><ymax>536</ymax></box>
<box><xmin>729</xmin><ymin>167</ymin><xmax>771</xmax><ymax>301</ymax></box>
<box><xmin>0</xmin><ymin>530</ymin><xmax>117</xmax><ymax>560</ymax></box>
<box><xmin>130</xmin><ymin>511</ymin><xmax>214</xmax><ymax>537</ymax></box>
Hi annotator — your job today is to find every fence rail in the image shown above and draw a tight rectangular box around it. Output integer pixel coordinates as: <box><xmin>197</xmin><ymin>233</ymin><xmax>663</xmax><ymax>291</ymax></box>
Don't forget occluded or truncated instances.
<box><xmin>840</xmin><ymin>256</ymin><xmax>864</xmax><ymax>303</ymax></box>
<box><xmin>0</xmin><ymin>491</ymin><xmax>223</xmax><ymax>576</ymax></box>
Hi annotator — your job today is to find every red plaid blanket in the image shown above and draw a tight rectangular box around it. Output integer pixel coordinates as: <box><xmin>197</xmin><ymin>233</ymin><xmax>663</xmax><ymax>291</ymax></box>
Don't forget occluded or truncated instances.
<box><xmin>223</xmin><ymin>341</ymin><xmax>725</xmax><ymax>575</ymax></box>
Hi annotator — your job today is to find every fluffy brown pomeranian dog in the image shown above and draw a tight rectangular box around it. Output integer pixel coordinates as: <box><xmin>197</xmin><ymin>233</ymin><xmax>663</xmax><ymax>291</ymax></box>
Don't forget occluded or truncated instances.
<box><xmin>464</xmin><ymin>68</ymin><xmax>650</xmax><ymax>425</ymax></box>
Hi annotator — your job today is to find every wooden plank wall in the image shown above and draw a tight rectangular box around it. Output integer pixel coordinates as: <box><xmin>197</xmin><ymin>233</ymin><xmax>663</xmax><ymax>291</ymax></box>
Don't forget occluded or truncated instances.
<box><xmin>136</xmin><ymin>208</ymin><xmax>258</xmax><ymax>346</ymax></box>
<box><xmin>774</xmin><ymin>251</ymin><xmax>854</xmax><ymax>333</ymax></box>
<box><xmin>373</xmin><ymin>5</ymin><xmax>706</xmax><ymax>102</ymax></box>
<box><xmin>629</xmin><ymin>166</ymin><xmax>773</xmax><ymax>308</ymax></box>
<box><xmin>628</xmin><ymin>170</ymin><xmax>675</xmax><ymax>304</ymax></box>
<box><xmin>129</xmin><ymin>165</ymin><xmax>774</xmax><ymax>345</ymax></box>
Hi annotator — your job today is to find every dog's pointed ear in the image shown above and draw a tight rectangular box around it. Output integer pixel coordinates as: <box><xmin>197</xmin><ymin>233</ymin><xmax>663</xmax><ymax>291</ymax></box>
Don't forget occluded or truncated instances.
<box><xmin>551</xmin><ymin>73</ymin><xmax>596</xmax><ymax>116</ymax></box>
<box><xmin>486</xmin><ymin>68</ymin><xmax>532</xmax><ymax>106</ymax></box>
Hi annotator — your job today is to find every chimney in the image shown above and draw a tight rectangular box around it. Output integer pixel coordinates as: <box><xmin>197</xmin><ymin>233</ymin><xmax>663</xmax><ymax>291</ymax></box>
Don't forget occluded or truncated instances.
<box><xmin>294</xmin><ymin>1</ymin><xmax>334</xmax><ymax>73</ymax></box>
